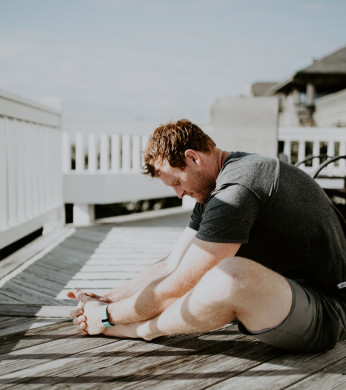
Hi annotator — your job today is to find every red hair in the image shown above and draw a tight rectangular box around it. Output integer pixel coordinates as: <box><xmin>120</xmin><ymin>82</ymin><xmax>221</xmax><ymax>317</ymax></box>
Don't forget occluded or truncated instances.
<box><xmin>143</xmin><ymin>119</ymin><xmax>216</xmax><ymax>177</ymax></box>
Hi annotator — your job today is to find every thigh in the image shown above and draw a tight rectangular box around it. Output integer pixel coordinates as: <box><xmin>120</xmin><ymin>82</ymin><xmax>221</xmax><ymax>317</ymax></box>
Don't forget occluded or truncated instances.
<box><xmin>238</xmin><ymin>278</ymin><xmax>346</xmax><ymax>352</ymax></box>
<box><xmin>218</xmin><ymin>256</ymin><xmax>293</xmax><ymax>334</ymax></box>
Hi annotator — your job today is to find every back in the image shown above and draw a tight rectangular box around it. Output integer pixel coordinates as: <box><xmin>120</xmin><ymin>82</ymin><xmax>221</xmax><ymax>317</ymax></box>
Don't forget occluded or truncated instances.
<box><xmin>189</xmin><ymin>153</ymin><xmax>346</xmax><ymax>298</ymax></box>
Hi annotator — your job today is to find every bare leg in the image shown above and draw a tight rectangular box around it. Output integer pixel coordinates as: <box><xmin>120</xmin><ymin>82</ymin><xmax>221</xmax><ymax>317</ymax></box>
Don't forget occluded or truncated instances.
<box><xmin>103</xmin><ymin>256</ymin><xmax>292</xmax><ymax>340</ymax></box>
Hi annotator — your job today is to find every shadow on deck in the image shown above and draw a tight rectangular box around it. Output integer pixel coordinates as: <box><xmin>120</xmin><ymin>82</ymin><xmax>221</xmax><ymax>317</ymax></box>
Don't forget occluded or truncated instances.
<box><xmin>0</xmin><ymin>208</ymin><xmax>345</xmax><ymax>389</ymax></box>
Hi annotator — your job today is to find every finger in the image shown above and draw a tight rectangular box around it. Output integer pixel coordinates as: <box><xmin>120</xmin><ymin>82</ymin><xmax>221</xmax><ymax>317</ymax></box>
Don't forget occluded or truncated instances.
<box><xmin>73</xmin><ymin>318</ymin><xmax>80</xmax><ymax>325</ymax></box>
<box><xmin>67</xmin><ymin>291</ymin><xmax>77</xmax><ymax>299</ymax></box>
<box><xmin>73</xmin><ymin>315</ymin><xmax>87</xmax><ymax>325</ymax></box>
<box><xmin>77</xmin><ymin>301</ymin><xmax>85</xmax><ymax>309</ymax></box>
<box><xmin>73</xmin><ymin>289</ymin><xmax>93</xmax><ymax>303</ymax></box>
<box><xmin>85</xmin><ymin>292</ymin><xmax>99</xmax><ymax>298</ymax></box>
<box><xmin>70</xmin><ymin>308</ymin><xmax>83</xmax><ymax>318</ymax></box>
<box><xmin>99</xmin><ymin>297</ymin><xmax>112</xmax><ymax>303</ymax></box>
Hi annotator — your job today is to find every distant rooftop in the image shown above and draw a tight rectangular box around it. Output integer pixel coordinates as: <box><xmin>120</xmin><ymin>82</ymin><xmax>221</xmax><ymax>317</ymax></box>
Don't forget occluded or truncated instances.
<box><xmin>251</xmin><ymin>82</ymin><xmax>278</xmax><ymax>96</ymax></box>
<box><xmin>268</xmin><ymin>45</ymin><xmax>346</xmax><ymax>95</ymax></box>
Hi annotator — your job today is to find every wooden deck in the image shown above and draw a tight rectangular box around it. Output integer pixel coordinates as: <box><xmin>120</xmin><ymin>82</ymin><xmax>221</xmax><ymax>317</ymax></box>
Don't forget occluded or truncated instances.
<box><xmin>0</xmin><ymin>209</ymin><xmax>345</xmax><ymax>389</ymax></box>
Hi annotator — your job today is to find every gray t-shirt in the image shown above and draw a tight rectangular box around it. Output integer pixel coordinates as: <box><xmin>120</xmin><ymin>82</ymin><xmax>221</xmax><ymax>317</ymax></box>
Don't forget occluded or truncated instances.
<box><xmin>189</xmin><ymin>152</ymin><xmax>346</xmax><ymax>299</ymax></box>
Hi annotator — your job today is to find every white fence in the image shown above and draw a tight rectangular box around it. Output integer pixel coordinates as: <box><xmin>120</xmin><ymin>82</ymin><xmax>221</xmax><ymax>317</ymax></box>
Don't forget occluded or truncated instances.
<box><xmin>278</xmin><ymin>127</ymin><xmax>346</xmax><ymax>177</ymax></box>
<box><xmin>62</xmin><ymin>130</ymin><xmax>175</xmax><ymax>224</ymax></box>
<box><xmin>0</xmin><ymin>90</ymin><xmax>64</xmax><ymax>250</ymax></box>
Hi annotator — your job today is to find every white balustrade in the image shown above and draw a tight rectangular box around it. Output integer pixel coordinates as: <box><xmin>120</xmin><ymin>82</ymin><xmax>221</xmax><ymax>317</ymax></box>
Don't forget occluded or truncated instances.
<box><xmin>62</xmin><ymin>129</ymin><xmax>175</xmax><ymax>225</ymax></box>
<box><xmin>0</xmin><ymin>89</ymin><xmax>64</xmax><ymax>250</ymax></box>
<box><xmin>63</xmin><ymin>131</ymin><xmax>152</xmax><ymax>174</ymax></box>
<box><xmin>278</xmin><ymin>127</ymin><xmax>346</xmax><ymax>187</ymax></box>
<box><xmin>279</xmin><ymin>127</ymin><xmax>346</xmax><ymax>166</ymax></box>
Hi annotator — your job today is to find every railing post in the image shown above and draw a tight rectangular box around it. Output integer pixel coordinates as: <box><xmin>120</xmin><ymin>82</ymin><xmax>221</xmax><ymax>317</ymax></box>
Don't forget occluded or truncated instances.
<box><xmin>100</xmin><ymin>133</ymin><xmax>109</xmax><ymax>172</ymax></box>
<box><xmin>122</xmin><ymin>134</ymin><xmax>131</xmax><ymax>171</ymax></box>
<box><xmin>132</xmin><ymin>135</ymin><xmax>141</xmax><ymax>171</ymax></box>
<box><xmin>73</xmin><ymin>203</ymin><xmax>95</xmax><ymax>226</ymax></box>
<box><xmin>283</xmin><ymin>140</ymin><xmax>291</xmax><ymax>163</ymax></box>
<box><xmin>88</xmin><ymin>133</ymin><xmax>97</xmax><ymax>173</ymax></box>
<box><xmin>340</xmin><ymin>141</ymin><xmax>346</xmax><ymax>170</ymax></box>
<box><xmin>297</xmin><ymin>139</ymin><xmax>305</xmax><ymax>164</ymax></box>
<box><xmin>111</xmin><ymin>134</ymin><xmax>120</xmax><ymax>172</ymax></box>
<box><xmin>75</xmin><ymin>132</ymin><xmax>84</xmax><ymax>172</ymax></box>
<box><xmin>0</xmin><ymin>117</ymin><xmax>7</xmax><ymax>231</ymax></box>
<box><xmin>62</xmin><ymin>131</ymin><xmax>70</xmax><ymax>173</ymax></box>
<box><xmin>5</xmin><ymin>118</ymin><xmax>16</xmax><ymax>227</ymax></box>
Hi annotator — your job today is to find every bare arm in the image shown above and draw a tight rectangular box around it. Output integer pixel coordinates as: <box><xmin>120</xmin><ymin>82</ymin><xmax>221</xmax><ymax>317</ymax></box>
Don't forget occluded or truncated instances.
<box><xmin>102</xmin><ymin>226</ymin><xmax>198</xmax><ymax>302</ymax></box>
<box><xmin>104</xmin><ymin>237</ymin><xmax>240</xmax><ymax>324</ymax></box>
<box><xmin>70</xmin><ymin>230</ymin><xmax>240</xmax><ymax>334</ymax></box>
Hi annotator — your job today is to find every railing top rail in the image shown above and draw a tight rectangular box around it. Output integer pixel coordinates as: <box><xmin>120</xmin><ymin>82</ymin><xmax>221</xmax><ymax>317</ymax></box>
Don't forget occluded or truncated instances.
<box><xmin>279</xmin><ymin>127</ymin><xmax>346</xmax><ymax>140</ymax></box>
<box><xmin>0</xmin><ymin>88</ymin><xmax>61</xmax><ymax>127</ymax></box>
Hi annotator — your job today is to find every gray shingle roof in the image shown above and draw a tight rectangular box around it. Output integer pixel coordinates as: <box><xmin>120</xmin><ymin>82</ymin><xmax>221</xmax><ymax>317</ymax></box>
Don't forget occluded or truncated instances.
<box><xmin>268</xmin><ymin>45</ymin><xmax>346</xmax><ymax>94</ymax></box>
<box><xmin>300</xmin><ymin>46</ymin><xmax>346</xmax><ymax>74</ymax></box>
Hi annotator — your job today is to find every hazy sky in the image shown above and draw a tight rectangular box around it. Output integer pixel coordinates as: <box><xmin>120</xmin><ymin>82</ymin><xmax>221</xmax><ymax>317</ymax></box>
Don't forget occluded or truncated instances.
<box><xmin>1</xmin><ymin>0</ymin><xmax>345</xmax><ymax>124</ymax></box>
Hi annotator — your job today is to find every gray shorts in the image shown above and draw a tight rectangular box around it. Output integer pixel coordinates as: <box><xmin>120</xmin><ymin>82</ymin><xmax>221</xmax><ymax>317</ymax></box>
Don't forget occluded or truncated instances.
<box><xmin>238</xmin><ymin>278</ymin><xmax>346</xmax><ymax>352</ymax></box>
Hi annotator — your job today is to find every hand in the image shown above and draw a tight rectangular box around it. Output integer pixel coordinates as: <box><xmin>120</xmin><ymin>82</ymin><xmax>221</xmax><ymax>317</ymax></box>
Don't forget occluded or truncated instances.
<box><xmin>67</xmin><ymin>290</ymin><xmax>112</xmax><ymax>304</ymax></box>
<box><xmin>68</xmin><ymin>289</ymin><xmax>108</xmax><ymax>335</ymax></box>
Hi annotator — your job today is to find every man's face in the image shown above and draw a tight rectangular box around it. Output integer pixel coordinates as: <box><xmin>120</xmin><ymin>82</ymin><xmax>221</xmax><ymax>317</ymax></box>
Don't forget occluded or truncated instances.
<box><xmin>156</xmin><ymin>157</ymin><xmax>216</xmax><ymax>204</ymax></box>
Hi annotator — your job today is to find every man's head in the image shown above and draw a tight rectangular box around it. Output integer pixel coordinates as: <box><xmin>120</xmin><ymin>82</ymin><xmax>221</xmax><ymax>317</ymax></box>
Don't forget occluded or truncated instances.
<box><xmin>143</xmin><ymin>119</ymin><xmax>217</xmax><ymax>204</ymax></box>
<box><xmin>143</xmin><ymin>119</ymin><xmax>216</xmax><ymax>177</ymax></box>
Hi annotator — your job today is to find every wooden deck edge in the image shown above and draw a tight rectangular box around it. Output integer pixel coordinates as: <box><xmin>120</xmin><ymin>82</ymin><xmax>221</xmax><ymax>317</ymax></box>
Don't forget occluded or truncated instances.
<box><xmin>0</xmin><ymin>226</ymin><xmax>75</xmax><ymax>281</ymax></box>
<box><xmin>86</xmin><ymin>206</ymin><xmax>193</xmax><ymax>225</ymax></box>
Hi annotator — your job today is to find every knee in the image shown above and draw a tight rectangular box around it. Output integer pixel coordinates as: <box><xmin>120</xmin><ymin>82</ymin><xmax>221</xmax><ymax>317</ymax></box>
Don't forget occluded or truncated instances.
<box><xmin>215</xmin><ymin>256</ymin><xmax>260</xmax><ymax>295</ymax></box>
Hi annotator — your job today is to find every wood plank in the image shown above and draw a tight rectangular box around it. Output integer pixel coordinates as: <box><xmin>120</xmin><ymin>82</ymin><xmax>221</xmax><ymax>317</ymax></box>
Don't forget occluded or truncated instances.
<box><xmin>64</xmin><ymin>280</ymin><xmax>130</xmax><ymax>289</ymax></box>
<box><xmin>0</xmin><ymin>280</ymin><xmax>72</xmax><ymax>305</ymax></box>
<box><xmin>284</xmin><ymin>357</ymin><xmax>346</xmax><ymax>390</ymax></box>
<box><xmin>0</xmin><ymin>317</ymin><xmax>69</xmax><ymax>338</ymax></box>
<box><xmin>0</xmin><ymin>321</ymin><xmax>73</xmax><ymax>350</ymax></box>
<box><xmin>0</xmin><ymin>227</ymin><xmax>73</xmax><ymax>279</ymax></box>
<box><xmin>0</xmin><ymin>305</ymin><xmax>73</xmax><ymax>318</ymax></box>
<box><xmin>0</xmin><ymin>292</ymin><xmax>24</xmax><ymax>304</ymax></box>
<box><xmin>0</xmin><ymin>330</ymin><xmax>117</xmax><ymax>381</ymax></box>
<box><xmin>71</xmin><ymin>271</ymin><xmax>140</xmax><ymax>280</ymax></box>
<box><xmin>0</xmin><ymin>325</ymin><xmax>253</xmax><ymax>388</ymax></box>
<box><xmin>207</xmin><ymin>339</ymin><xmax>346</xmax><ymax>390</ymax></box>
<box><xmin>7</xmin><ymin>272</ymin><xmax>67</xmax><ymax>296</ymax></box>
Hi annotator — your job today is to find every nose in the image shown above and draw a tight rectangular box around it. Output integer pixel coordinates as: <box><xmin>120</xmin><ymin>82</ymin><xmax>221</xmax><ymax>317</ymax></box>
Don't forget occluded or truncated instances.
<box><xmin>176</xmin><ymin>189</ymin><xmax>185</xmax><ymax>199</ymax></box>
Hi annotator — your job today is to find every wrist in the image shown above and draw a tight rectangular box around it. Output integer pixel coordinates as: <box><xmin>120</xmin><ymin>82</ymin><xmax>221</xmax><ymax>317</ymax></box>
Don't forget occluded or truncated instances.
<box><xmin>100</xmin><ymin>304</ymin><xmax>116</xmax><ymax>327</ymax></box>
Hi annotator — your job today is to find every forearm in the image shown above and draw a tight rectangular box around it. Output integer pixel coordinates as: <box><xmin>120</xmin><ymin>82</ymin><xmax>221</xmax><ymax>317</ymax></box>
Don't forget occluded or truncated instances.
<box><xmin>103</xmin><ymin>258</ymin><xmax>167</xmax><ymax>301</ymax></box>
<box><xmin>104</xmin><ymin>227</ymin><xmax>197</xmax><ymax>302</ymax></box>
<box><xmin>103</xmin><ymin>227</ymin><xmax>199</xmax><ymax>322</ymax></box>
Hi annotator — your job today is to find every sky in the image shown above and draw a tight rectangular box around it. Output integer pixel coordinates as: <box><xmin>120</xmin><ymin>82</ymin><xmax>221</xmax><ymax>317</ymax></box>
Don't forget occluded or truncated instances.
<box><xmin>0</xmin><ymin>0</ymin><xmax>346</xmax><ymax>125</ymax></box>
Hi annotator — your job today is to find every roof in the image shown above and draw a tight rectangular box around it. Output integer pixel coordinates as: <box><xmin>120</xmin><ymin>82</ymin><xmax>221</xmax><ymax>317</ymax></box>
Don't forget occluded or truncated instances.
<box><xmin>269</xmin><ymin>45</ymin><xmax>346</xmax><ymax>94</ymax></box>
<box><xmin>302</xmin><ymin>45</ymin><xmax>346</xmax><ymax>74</ymax></box>
<box><xmin>251</xmin><ymin>82</ymin><xmax>278</xmax><ymax>96</ymax></box>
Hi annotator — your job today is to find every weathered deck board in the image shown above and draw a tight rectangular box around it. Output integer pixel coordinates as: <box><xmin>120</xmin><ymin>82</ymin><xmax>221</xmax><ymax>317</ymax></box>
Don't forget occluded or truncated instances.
<box><xmin>0</xmin><ymin>208</ymin><xmax>345</xmax><ymax>389</ymax></box>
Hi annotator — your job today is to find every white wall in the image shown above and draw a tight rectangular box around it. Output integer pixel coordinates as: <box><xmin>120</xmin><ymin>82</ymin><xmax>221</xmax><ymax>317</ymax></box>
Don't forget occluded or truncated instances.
<box><xmin>314</xmin><ymin>89</ymin><xmax>346</xmax><ymax>127</ymax></box>
<box><xmin>211</xmin><ymin>96</ymin><xmax>279</xmax><ymax>157</ymax></box>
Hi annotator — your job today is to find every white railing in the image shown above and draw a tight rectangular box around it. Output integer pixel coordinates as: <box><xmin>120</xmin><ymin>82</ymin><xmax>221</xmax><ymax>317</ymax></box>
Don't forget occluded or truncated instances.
<box><xmin>62</xmin><ymin>130</ymin><xmax>175</xmax><ymax>224</ymax></box>
<box><xmin>0</xmin><ymin>90</ymin><xmax>64</xmax><ymax>250</ymax></box>
<box><xmin>278</xmin><ymin>127</ymin><xmax>346</xmax><ymax>188</ymax></box>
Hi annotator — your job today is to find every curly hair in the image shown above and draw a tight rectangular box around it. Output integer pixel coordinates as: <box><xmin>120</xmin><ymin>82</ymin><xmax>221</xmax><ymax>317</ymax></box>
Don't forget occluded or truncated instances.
<box><xmin>143</xmin><ymin>119</ymin><xmax>216</xmax><ymax>177</ymax></box>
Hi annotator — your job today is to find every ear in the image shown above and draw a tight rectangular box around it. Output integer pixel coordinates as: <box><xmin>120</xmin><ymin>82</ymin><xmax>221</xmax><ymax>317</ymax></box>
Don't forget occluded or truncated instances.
<box><xmin>184</xmin><ymin>149</ymin><xmax>200</xmax><ymax>165</ymax></box>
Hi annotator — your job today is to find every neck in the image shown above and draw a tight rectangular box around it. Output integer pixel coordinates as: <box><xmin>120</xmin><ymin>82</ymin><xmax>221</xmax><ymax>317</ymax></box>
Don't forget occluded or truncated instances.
<box><xmin>216</xmin><ymin>148</ymin><xmax>230</xmax><ymax>171</ymax></box>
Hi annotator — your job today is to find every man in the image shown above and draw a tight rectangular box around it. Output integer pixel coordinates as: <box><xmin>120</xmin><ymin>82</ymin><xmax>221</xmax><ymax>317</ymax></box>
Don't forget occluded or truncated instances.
<box><xmin>69</xmin><ymin>119</ymin><xmax>346</xmax><ymax>352</ymax></box>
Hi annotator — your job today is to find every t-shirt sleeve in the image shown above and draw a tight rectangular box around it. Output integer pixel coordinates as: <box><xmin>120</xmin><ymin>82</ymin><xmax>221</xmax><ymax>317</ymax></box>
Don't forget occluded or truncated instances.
<box><xmin>195</xmin><ymin>184</ymin><xmax>263</xmax><ymax>243</ymax></box>
<box><xmin>188</xmin><ymin>202</ymin><xmax>203</xmax><ymax>231</ymax></box>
